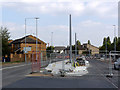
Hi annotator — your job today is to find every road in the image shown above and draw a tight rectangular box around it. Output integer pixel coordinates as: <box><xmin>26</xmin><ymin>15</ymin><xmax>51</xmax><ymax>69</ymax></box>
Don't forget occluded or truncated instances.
<box><xmin>2</xmin><ymin>59</ymin><xmax>120</xmax><ymax>89</ymax></box>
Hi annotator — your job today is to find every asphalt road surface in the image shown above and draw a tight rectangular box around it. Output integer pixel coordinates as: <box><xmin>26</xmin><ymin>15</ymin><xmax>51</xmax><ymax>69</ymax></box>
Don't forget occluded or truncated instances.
<box><xmin>2</xmin><ymin>59</ymin><xmax>120</xmax><ymax>89</ymax></box>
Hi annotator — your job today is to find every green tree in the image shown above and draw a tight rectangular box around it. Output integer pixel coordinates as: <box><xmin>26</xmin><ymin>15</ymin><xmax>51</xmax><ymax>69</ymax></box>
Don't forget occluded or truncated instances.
<box><xmin>100</xmin><ymin>36</ymin><xmax>112</xmax><ymax>52</ymax></box>
<box><xmin>111</xmin><ymin>37</ymin><xmax>118</xmax><ymax>50</ymax></box>
<box><xmin>76</xmin><ymin>40</ymin><xmax>81</xmax><ymax>46</ymax></box>
<box><xmin>100</xmin><ymin>37</ymin><xmax>106</xmax><ymax>51</ymax></box>
<box><xmin>0</xmin><ymin>27</ymin><xmax>10</xmax><ymax>56</ymax></box>
<box><xmin>88</xmin><ymin>40</ymin><xmax>91</xmax><ymax>45</ymax></box>
<box><xmin>103</xmin><ymin>37</ymin><xmax>107</xmax><ymax>45</ymax></box>
<box><xmin>107</xmin><ymin>36</ymin><xmax>111</xmax><ymax>45</ymax></box>
<box><xmin>46</xmin><ymin>46</ymin><xmax>54</xmax><ymax>58</ymax></box>
<box><xmin>106</xmin><ymin>36</ymin><xmax>111</xmax><ymax>51</ymax></box>
<box><xmin>46</xmin><ymin>46</ymin><xmax>54</xmax><ymax>53</ymax></box>
<box><xmin>117</xmin><ymin>37</ymin><xmax>120</xmax><ymax>51</ymax></box>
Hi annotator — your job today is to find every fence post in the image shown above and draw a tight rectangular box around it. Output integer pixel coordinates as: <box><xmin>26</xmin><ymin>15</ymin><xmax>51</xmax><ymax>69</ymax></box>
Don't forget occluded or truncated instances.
<box><xmin>50</xmin><ymin>53</ymin><xmax>52</xmax><ymax>64</ymax></box>
<box><xmin>39</xmin><ymin>52</ymin><xmax>41</xmax><ymax>71</ymax></box>
<box><xmin>106</xmin><ymin>51</ymin><xmax>113</xmax><ymax>77</ymax></box>
<box><xmin>32</xmin><ymin>52</ymin><xmax>33</xmax><ymax>73</ymax></box>
<box><xmin>41</xmin><ymin>52</ymin><xmax>42</xmax><ymax>67</ymax></box>
<box><xmin>109</xmin><ymin>51</ymin><xmax>113</xmax><ymax>76</ymax></box>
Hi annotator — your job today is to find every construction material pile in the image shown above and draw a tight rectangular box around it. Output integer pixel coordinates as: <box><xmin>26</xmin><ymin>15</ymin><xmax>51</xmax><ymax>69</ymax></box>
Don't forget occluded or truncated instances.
<box><xmin>45</xmin><ymin>57</ymin><xmax>89</xmax><ymax>77</ymax></box>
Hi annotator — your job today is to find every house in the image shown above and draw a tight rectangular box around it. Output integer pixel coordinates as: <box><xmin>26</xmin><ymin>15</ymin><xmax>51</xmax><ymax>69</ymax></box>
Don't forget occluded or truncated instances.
<box><xmin>9</xmin><ymin>35</ymin><xmax>47</xmax><ymax>62</ymax></box>
<box><xmin>8</xmin><ymin>40</ymin><xmax>13</xmax><ymax>44</ymax></box>
<box><xmin>54</xmin><ymin>46</ymin><xmax>66</xmax><ymax>54</ymax></box>
<box><xmin>65</xmin><ymin>43</ymin><xmax>99</xmax><ymax>55</ymax></box>
<box><xmin>78</xmin><ymin>43</ymin><xmax>99</xmax><ymax>55</ymax></box>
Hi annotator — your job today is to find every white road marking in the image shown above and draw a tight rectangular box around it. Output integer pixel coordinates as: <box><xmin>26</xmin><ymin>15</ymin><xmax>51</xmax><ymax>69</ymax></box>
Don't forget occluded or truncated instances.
<box><xmin>0</xmin><ymin>63</ymin><xmax>31</xmax><ymax>70</ymax></box>
<box><xmin>94</xmin><ymin>63</ymin><xmax>118</xmax><ymax>88</ymax></box>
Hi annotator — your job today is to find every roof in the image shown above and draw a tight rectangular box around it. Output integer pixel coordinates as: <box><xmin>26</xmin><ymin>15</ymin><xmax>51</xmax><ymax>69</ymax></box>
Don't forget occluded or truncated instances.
<box><xmin>8</xmin><ymin>40</ymin><xmax>13</xmax><ymax>43</ymax></box>
<box><xmin>83</xmin><ymin>43</ymin><xmax>99</xmax><ymax>49</ymax></box>
<box><xmin>10</xmin><ymin>35</ymin><xmax>46</xmax><ymax>45</ymax></box>
<box><xmin>54</xmin><ymin>46</ymin><xmax>66</xmax><ymax>51</ymax></box>
<box><xmin>77</xmin><ymin>45</ymin><xmax>86</xmax><ymax>50</ymax></box>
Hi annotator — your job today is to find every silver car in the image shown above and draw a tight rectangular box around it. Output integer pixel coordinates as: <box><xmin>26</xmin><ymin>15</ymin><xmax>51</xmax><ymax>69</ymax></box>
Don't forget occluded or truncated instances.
<box><xmin>114</xmin><ymin>58</ymin><xmax>120</xmax><ymax>70</ymax></box>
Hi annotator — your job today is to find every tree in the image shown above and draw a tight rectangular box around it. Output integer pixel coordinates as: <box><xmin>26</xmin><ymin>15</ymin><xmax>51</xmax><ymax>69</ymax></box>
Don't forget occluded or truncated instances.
<box><xmin>46</xmin><ymin>46</ymin><xmax>54</xmax><ymax>58</ymax></box>
<box><xmin>103</xmin><ymin>37</ymin><xmax>107</xmax><ymax>45</ymax></box>
<box><xmin>107</xmin><ymin>36</ymin><xmax>111</xmax><ymax>45</ymax></box>
<box><xmin>100</xmin><ymin>36</ymin><xmax>112</xmax><ymax>52</ymax></box>
<box><xmin>107</xmin><ymin>37</ymin><xmax>111</xmax><ymax>51</ymax></box>
<box><xmin>0</xmin><ymin>27</ymin><xmax>10</xmax><ymax>56</ymax></box>
<box><xmin>76</xmin><ymin>40</ymin><xmax>81</xmax><ymax>46</ymax></box>
<box><xmin>117</xmin><ymin>37</ymin><xmax>120</xmax><ymax>51</ymax></box>
<box><xmin>88</xmin><ymin>40</ymin><xmax>91</xmax><ymax>45</ymax></box>
<box><xmin>111</xmin><ymin>37</ymin><xmax>118</xmax><ymax>50</ymax></box>
<box><xmin>46</xmin><ymin>46</ymin><xmax>54</xmax><ymax>53</ymax></box>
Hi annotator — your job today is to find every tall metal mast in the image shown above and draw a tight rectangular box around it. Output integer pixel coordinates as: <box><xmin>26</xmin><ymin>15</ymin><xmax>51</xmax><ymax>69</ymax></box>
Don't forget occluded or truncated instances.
<box><xmin>69</xmin><ymin>14</ymin><xmax>72</xmax><ymax>63</ymax></box>
<box><xmin>75</xmin><ymin>33</ymin><xmax>77</xmax><ymax>59</ymax></box>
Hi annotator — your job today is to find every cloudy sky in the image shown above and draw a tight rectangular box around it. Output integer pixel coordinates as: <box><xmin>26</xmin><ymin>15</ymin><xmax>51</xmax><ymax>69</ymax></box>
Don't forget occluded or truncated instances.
<box><xmin>0</xmin><ymin>0</ymin><xmax>119</xmax><ymax>47</ymax></box>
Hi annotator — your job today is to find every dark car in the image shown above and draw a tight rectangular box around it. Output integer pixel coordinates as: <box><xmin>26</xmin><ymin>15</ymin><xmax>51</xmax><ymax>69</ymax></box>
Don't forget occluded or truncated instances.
<box><xmin>76</xmin><ymin>57</ymin><xmax>85</xmax><ymax>66</ymax></box>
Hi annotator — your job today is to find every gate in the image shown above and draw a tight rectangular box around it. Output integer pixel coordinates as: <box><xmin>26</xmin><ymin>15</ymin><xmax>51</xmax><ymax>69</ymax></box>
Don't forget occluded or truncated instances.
<box><xmin>32</xmin><ymin>51</ymin><xmax>41</xmax><ymax>72</ymax></box>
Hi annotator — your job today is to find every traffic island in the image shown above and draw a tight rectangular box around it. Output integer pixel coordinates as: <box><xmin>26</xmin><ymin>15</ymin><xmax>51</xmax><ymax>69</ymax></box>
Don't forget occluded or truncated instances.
<box><xmin>26</xmin><ymin>72</ymin><xmax>52</xmax><ymax>77</ymax></box>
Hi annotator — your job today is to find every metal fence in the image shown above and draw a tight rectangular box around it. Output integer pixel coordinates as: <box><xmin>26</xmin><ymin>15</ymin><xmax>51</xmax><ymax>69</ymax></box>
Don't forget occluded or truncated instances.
<box><xmin>30</xmin><ymin>50</ymin><xmax>120</xmax><ymax>77</ymax></box>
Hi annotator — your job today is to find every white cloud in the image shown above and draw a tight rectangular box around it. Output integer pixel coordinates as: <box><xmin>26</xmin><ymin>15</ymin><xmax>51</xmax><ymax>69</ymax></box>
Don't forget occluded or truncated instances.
<box><xmin>0</xmin><ymin>0</ymin><xmax>119</xmax><ymax>3</ymax></box>
<box><xmin>1</xmin><ymin>1</ymin><xmax>118</xmax><ymax>18</ymax></box>
<box><xmin>84</xmin><ymin>1</ymin><xmax>118</xmax><ymax>18</ymax></box>
<box><xmin>2</xmin><ymin>22</ymin><xmax>69</xmax><ymax>46</ymax></box>
<box><xmin>1</xmin><ymin>0</ymin><xmax>118</xmax><ymax>46</ymax></box>
<box><xmin>73</xmin><ymin>20</ymin><xmax>116</xmax><ymax>46</ymax></box>
<box><xmin>3</xmin><ymin>20</ymin><xmax>117</xmax><ymax>47</ymax></box>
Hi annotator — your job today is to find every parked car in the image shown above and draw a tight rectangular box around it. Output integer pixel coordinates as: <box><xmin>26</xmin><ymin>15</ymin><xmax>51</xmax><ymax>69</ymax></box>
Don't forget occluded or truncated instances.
<box><xmin>114</xmin><ymin>58</ymin><xmax>120</xmax><ymax>70</ymax></box>
<box><xmin>75</xmin><ymin>57</ymin><xmax>85</xmax><ymax>66</ymax></box>
<box><xmin>65</xmin><ymin>56</ymin><xmax>69</xmax><ymax>59</ymax></box>
<box><xmin>100</xmin><ymin>57</ymin><xmax>104</xmax><ymax>60</ymax></box>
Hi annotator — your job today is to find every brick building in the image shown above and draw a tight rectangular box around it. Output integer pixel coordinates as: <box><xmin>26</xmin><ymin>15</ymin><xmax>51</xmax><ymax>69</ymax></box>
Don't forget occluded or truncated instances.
<box><xmin>78</xmin><ymin>43</ymin><xmax>99</xmax><ymax>55</ymax></box>
<box><xmin>9</xmin><ymin>35</ymin><xmax>46</xmax><ymax>62</ymax></box>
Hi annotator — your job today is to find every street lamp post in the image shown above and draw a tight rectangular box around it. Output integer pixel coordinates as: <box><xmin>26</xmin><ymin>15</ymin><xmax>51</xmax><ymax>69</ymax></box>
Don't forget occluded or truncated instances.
<box><xmin>25</xmin><ymin>19</ymin><xmax>27</xmax><ymax>63</ymax></box>
<box><xmin>51</xmin><ymin>32</ymin><xmax>53</xmax><ymax>46</ymax></box>
<box><xmin>35</xmin><ymin>18</ymin><xmax>39</xmax><ymax>60</ymax></box>
<box><xmin>105</xmin><ymin>37</ymin><xmax>107</xmax><ymax>59</ymax></box>
<box><xmin>75</xmin><ymin>33</ymin><xmax>77</xmax><ymax>59</ymax></box>
<box><xmin>50</xmin><ymin>32</ymin><xmax>53</xmax><ymax>63</ymax></box>
<box><xmin>89</xmin><ymin>44</ymin><xmax>90</xmax><ymax>57</ymax></box>
<box><xmin>24</xmin><ymin>17</ymin><xmax>39</xmax><ymax>63</ymax></box>
<box><xmin>69</xmin><ymin>14</ymin><xmax>72</xmax><ymax>63</ymax></box>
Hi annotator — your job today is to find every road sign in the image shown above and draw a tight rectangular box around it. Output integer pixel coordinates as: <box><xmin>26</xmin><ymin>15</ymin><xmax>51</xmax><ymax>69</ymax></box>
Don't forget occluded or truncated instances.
<box><xmin>23</xmin><ymin>47</ymin><xmax>31</xmax><ymax>53</ymax></box>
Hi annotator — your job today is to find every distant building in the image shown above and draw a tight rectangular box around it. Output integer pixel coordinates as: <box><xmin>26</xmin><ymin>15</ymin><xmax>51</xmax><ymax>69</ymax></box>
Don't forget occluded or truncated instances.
<box><xmin>9</xmin><ymin>35</ymin><xmax>47</xmax><ymax>62</ymax></box>
<box><xmin>54</xmin><ymin>46</ymin><xmax>66</xmax><ymax>54</ymax></box>
<box><xmin>8</xmin><ymin>40</ymin><xmax>13</xmax><ymax>44</ymax></box>
<box><xmin>65</xmin><ymin>43</ymin><xmax>99</xmax><ymax>55</ymax></box>
<box><xmin>78</xmin><ymin>43</ymin><xmax>99</xmax><ymax>55</ymax></box>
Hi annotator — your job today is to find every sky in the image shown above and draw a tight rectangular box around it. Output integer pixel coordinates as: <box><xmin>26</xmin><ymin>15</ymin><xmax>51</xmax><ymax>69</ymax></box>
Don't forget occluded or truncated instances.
<box><xmin>0</xmin><ymin>0</ymin><xmax>119</xmax><ymax>47</ymax></box>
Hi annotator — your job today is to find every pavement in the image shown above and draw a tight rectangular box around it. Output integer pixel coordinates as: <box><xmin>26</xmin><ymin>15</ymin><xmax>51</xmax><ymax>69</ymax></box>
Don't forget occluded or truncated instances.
<box><xmin>2</xmin><ymin>59</ymin><xmax>120</xmax><ymax>89</ymax></box>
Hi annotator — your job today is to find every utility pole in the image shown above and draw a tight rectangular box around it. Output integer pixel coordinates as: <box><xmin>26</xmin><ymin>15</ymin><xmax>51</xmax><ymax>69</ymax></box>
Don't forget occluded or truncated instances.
<box><xmin>50</xmin><ymin>32</ymin><xmax>53</xmax><ymax>63</ymax></box>
<box><xmin>75</xmin><ymin>33</ymin><xmax>77</xmax><ymax>59</ymax></box>
<box><xmin>105</xmin><ymin>37</ymin><xmax>107</xmax><ymax>59</ymax></box>
<box><xmin>69</xmin><ymin>14</ymin><xmax>72</xmax><ymax>63</ymax></box>
<box><xmin>89</xmin><ymin>44</ymin><xmax>90</xmax><ymax>57</ymax></box>
<box><xmin>113</xmin><ymin>25</ymin><xmax>116</xmax><ymax>61</ymax></box>
<box><xmin>51</xmin><ymin>32</ymin><xmax>53</xmax><ymax>46</ymax></box>
<box><xmin>25</xmin><ymin>18</ymin><xmax>27</xmax><ymax>63</ymax></box>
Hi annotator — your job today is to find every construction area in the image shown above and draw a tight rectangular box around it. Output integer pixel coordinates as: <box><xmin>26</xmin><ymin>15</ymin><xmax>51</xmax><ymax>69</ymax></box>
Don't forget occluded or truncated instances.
<box><xmin>29</xmin><ymin>50</ymin><xmax>120</xmax><ymax>78</ymax></box>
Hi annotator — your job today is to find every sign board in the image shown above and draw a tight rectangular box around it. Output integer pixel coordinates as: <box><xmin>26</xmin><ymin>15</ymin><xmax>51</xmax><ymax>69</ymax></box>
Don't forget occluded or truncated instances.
<box><xmin>23</xmin><ymin>47</ymin><xmax>31</xmax><ymax>53</ymax></box>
